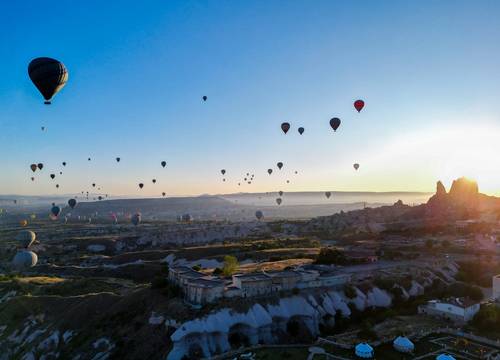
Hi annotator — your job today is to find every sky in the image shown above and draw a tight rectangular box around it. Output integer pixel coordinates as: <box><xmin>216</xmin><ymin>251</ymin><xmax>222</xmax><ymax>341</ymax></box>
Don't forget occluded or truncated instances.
<box><xmin>1</xmin><ymin>0</ymin><xmax>500</xmax><ymax>197</ymax></box>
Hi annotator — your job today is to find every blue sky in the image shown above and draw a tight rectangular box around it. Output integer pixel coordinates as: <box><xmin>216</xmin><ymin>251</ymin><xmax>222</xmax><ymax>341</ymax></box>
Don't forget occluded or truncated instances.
<box><xmin>1</xmin><ymin>0</ymin><xmax>500</xmax><ymax>196</ymax></box>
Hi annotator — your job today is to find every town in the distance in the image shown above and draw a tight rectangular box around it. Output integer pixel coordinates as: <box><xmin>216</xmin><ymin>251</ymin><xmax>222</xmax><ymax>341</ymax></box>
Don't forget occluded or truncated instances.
<box><xmin>1</xmin><ymin>176</ymin><xmax>499</xmax><ymax>360</ymax></box>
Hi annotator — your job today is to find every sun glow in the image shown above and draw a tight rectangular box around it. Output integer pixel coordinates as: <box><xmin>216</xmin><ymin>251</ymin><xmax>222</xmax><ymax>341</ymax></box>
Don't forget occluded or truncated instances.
<box><xmin>359</xmin><ymin>122</ymin><xmax>500</xmax><ymax>195</ymax></box>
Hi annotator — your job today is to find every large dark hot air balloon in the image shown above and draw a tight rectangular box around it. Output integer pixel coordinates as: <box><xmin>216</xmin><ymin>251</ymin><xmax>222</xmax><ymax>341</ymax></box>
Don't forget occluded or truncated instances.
<box><xmin>161</xmin><ymin>161</ymin><xmax>166</xmax><ymax>168</ymax></box>
<box><xmin>277</xmin><ymin>162</ymin><xmax>283</xmax><ymax>170</ymax></box>
<box><xmin>62</xmin><ymin>162</ymin><xmax>66</xmax><ymax>166</ymax></box>
<box><xmin>30</xmin><ymin>164</ymin><xmax>37</xmax><ymax>172</ymax></box>
<box><xmin>37</xmin><ymin>163</ymin><xmax>43</xmax><ymax>170</ymax></box>
<box><xmin>139</xmin><ymin>183</ymin><xmax>144</xmax><ymax>189</ymax></box>
<box><xmin>116</xmin><ymin>157</ymin><xmax>121</xmax><ymax>162</ymax></box>
<box><xmin>330</xmin><ymin>118</ymin><xmax>341</xmax><ymax>132</ymax></box>
<box><xmin>152</xmin><ymin>179</ymin><xmax>156</xmax><ymax>184</ymax></box>
<box><xmin>50</xmin><ymin>174</ymin><xmax>55</xmax><ymax>180</ymax></box>
<box><xmin>354</xmin><ymin>99</ymin><xmax>365</xmax><ymax>112</ymax></box>
<box><xmin>298</xmin><ymin>127</ymin><xmax>304</xmax><ymax>135</ymax></box>
<box><xmin>51</xmin><ymin>205</ymin><xmax>61</xmax><ymax>218</ymax></box>
<box><xmin>281</xmin><ymin>122</ymin><xmax>290</xmax><ymax>134</ymax></box>
<box><xmin>68</xmin><ymin>198</ymin><xmax>77</xmax><ymax>209</ymax></box>
<box><xmin>221</xmin><ymin>169</ymin><xmax>226</xmax><ymax>175</ymax></box>
<box><xmin>28</xmin><ymin>57</ymin><xmax>68</xmax><ymax>104</ymax></box>
<box><xmin>202</xmin><ymin>96</ymin><xmax>207</xmax><ymax>101</ymax></box>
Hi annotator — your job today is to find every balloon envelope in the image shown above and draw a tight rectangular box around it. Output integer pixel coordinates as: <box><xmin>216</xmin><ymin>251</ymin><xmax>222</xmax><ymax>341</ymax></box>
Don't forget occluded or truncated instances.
<box><xmin>330</xmin><ymin>118</ymin><xmax>341</xmax><ymax>131</ymax></box>
<box><xmin>281</xmin><ymin>122</ymin><xmax>290</xmax><ymax>134</ymax></box>
<box><xmin>30</xmin><ymin>164</ymin><xmax>37</xmax><ymax>172</ymax></box>
<box><xmin>68</xmin><ymin>198</ymin><xmax>77</xmax><ymax>209</ymax></box>
<box><xmin>12</xmin><ymin>250</ymin><xmax>38</xmax><ymax>269</ymax></box>
<box><xmin>255</xmin><ymin>210</ymin><xmax>264</xmax><ymax>220</ymax></box>
<box><xmin>16</xmin><ymin>230</ymin><xmax>36</xmax><ymax>248</ymax></box>
<box><xmin>298</xmin><ymin>127</ymin><xmax>304</xmax><ymax>135</ymax></box>
<box><xmin>28</xmin><ymin>57</ymin><xmax>68</xmax><ymax>104</ymax></box>
<box><xmin>353</xmin><ymin>163</ymin><xmax>360</xmax><ymax>170</ymax></box>
<box><xmin>354</xmin><ymin>99</ymin><xmax>365</xmax><ymax>112</ymax></box>
<box><xmin>51</xmin><ymin>205</ymin><xmax>61</xmax><ymax>217</ymax></box>
<box><xmin>131</xmin><ymin>213</ymin><xmax>141</xmax><ymax>226</ymax></box>
<box><xmin>277</xmin><ymin>162</ymin><xmax>283</xmax><ymax>170</ymax></box>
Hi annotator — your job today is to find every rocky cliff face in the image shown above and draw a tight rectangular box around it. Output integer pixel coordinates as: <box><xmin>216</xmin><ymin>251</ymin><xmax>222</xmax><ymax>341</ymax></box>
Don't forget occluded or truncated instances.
<box><xmin>426</xmin><ymin>177</ymin><xmax>480</xmax><ymax>218</ymax></box>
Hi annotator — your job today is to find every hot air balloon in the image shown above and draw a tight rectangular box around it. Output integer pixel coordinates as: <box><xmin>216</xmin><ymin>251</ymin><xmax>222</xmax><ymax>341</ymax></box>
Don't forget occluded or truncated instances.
<box><xmin>116</xmin><ymin>157</ymin><xmax>121</xmax><ymax>162</ymax></box>
<box><xmin>28</xmin><ymin>57</ymin><xmax>68</xmax><ymax>104</ymax></box>
<box><xmin>12</xmin><ymin>250</ymin><xmax>38</xmax><ymax>269</ymax></box>
<box><xmin>276</xmin><ymin>198</ymin><xmax>282</xmax><ymax>205</ymax></box>
<box><xmin>162</xmin><ymin>192</ymin><xmax>166</xmax><ymax>197</ymax></box>
<box><xmin>31</xmin><ymin>177</ymin><xmax>35</xmax><ymax>181</ymax></box>
<box><xmin>298</xmin><ymin>127</ymin><xmax>304</xmax><ymax>135</ymax></box>
<box><xmin>202</xmin><ymin>96</ymin><xmax>207</xmax><ymax>101</ymax></box>
<box><xmin>51</xmin><ymin>205</ymin><xmax>61</xmax><ymax>218</ymax></box>
<box><xmin>68</xmin><ymin>198</ymin><xmax>77</xmax><ymax>209</ymax></box>
<box><xmin>41</xmin><ymin>126</ymin><xmax>45</xmax><ymax>131</ymax></box>
<box><xmin>98</xmin><ymin>196</ymin><xmax>103</xmax><ymax>201</ymax></box>
<box><xmin>286</xmin><ymin>180</ymin><xmax>290</xmax><ymax>184</ymax></box>
<box><xmin>16</xmin><ymin>230</ymin><xmax>36</xmax><ymax>248</ymax></box>
<box><xmin>139</xmin><ymin>183</ymin><xmax>144</xmax><ymax>189</ymax></box>
<box><xmin>267</xmin><ymin>169</ymin><xmax>273</xmax><ymax>175</ymax></box>
<box><xmin>277</xmin><ymin>162</ymin><xmax>283</xmax><ymax>170</ymax></box>
<box><xmin>221</xmin><ymin>169</ymin><xmax>226</xmax><ymax>175</ymax></box>
<box><xmin>62</xmin><ymin>162</ymin><xmax>66</xmax><ymax>166</ymax></box>
<box><xmin>281</xmin><ymin>122</ymin><xmax>290</xmax><ymax>134</ymax></box>
<box><xmin>55</xmin><ymin>184</ymin><xmax>59</xmax><ymax>189</ymax></box>
<box><xmin>325</xmin><ymin>191</ymin><xmax>331</xmax><ymax>199</ymax></box>
<box><xmin>50</xmin><ymin>174</ymin><xmax>55</xmax><ymax>179</ymax></box>
<box><xmin>37</xmin><ymin>163</ymin><xmax>43</xmax><ymax>170</ymax></box>
<box><xmin>353</xmin><ymin>163</ymin><xmax>360</xmax><ymax>170</ymax></box>
<box><xmin>330</xmin><ymin>118</ymin><xmax>341</xmax><ymax>132</ymax></box>
<box><xmin>131</xmin><ymin>213</ymin><xmax>141</xmax><ymax>226</ymax></box>
<box><xmin>161</xmin><ymin>161</ymin><xmax>166</xmax><ymax>168</ymax></box>
<box><xmin>59</xmin><ymin>171</ymin><xmax>62</xmax><ymax>175</ymax></box>
<box><xmin>278</xmin><ymin>191</ymin><xmax>283</xmax><ymax>197</ymax></box>
<box><xmin>92</xmin><ymin>183</ymin><xmax>96</xmax><ymax>187</ymax></box>
<box><xmin>152</xmin><ymin>179</ymin><xmax>156</xmax><ymax>184</ymax></box>
<box><xmin>354</xmin><ymin>99</ymin><xmax>365</xmax><ymax>112</ymax></box>
<box><xmin>30</xmin><ymin>164</ymin><xmax>37</xmax><ymax>172</ymax></box>
<box><xmin>19</xmin><ymin>220</ymin><xmax>28</xmax><ymax>227</ymax></box>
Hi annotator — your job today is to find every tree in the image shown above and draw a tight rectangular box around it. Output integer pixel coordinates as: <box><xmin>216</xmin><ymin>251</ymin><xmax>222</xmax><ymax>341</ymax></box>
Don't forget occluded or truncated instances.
<box><xmin>222</xmin><ymin>255</ymin><xmax>238</xmax><ymax>276</ymax></box>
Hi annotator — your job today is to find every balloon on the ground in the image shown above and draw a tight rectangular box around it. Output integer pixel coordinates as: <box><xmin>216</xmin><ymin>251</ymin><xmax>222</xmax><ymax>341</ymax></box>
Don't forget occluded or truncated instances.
<box><xmin>12</xmin><ymin>250</ymin><xmax>38</xmax><ymax>269</ymax></box>
<box><xmin>131</xmin><ymin>213</ymin><xmax>141</xmax><ymax>226</ymax></box>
